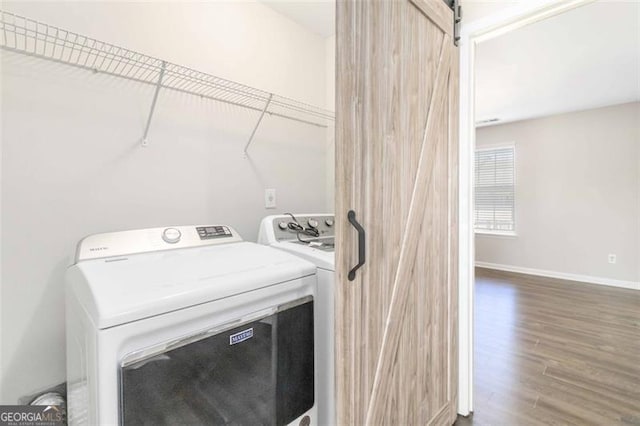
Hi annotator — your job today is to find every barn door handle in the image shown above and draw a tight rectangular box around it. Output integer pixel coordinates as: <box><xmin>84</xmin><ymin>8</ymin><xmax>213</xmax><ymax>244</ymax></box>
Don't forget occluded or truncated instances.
<box><xmin>348</xmin><ymin>210</ymin><xmax>365</xmax><ymax>281</ymax></box>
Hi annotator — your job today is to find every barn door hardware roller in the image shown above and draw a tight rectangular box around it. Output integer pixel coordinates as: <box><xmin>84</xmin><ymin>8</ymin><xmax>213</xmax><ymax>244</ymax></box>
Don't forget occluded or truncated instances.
<box><xmin>450</xmin><ymin>0</ymin><xmax>462</xmax><ymax>46</ymax></box>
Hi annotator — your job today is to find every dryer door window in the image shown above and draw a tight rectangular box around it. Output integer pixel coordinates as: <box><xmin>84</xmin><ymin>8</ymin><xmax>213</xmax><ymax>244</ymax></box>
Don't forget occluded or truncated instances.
<box><xmin>119</xmin><ymin>298</ymin><xmax>314</xmax><ymax>426</ymax></box>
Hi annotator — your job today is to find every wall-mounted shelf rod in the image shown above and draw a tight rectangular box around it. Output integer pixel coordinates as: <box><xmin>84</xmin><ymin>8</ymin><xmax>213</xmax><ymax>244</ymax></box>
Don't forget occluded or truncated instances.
<box><xmin>0</xmin><ymin>10</ymin><xmax>335</xmax><ymax>141</ymax></box>
<box><xmin>244</xmin><ymin>93</ymin><xmax>273</xmax><ymax>157</ymax></box>
<box><xmin>141</xmin><ymin>61</ymin><xmax>166</xmax><ymax>147</ymax></box>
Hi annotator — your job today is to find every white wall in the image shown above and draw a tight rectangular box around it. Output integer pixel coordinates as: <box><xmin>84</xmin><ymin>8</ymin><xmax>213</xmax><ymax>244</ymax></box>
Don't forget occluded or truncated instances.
<box><xmin>475</xmin><ymin>102</ymin><xmax>640</xmax><ymax>286</ymax></box>
<box><xmin>1</xmin><ymin>1</ymin><xmax>332</xmax><ymax>403</ymax></box>
<box><xmin>325</xmin><ymin>34</ymin><xmax>336</xmax><ymax>210</ymax></box>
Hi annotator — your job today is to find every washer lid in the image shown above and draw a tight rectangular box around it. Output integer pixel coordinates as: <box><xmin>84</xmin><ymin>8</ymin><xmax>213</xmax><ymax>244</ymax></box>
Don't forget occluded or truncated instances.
<box><xmin>270</xmin><ymin>241</ymin><xmax>335</xmax><ymax>271</ymax></box>
<box><xmin>67</xmin><ymin>241</ymin><xmax>316</xmax><ymax>329</ymax></box>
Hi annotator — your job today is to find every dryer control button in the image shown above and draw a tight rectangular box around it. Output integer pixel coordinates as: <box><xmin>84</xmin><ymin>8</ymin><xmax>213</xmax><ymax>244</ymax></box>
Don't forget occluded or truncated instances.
<box><xmin>162</xmin><ymin>228</ymin><xmax>182</xmax><ymax>244</ymax></box>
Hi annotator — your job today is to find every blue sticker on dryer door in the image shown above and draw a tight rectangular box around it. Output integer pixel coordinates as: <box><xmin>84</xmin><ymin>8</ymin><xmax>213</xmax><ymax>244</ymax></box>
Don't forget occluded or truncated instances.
<box><xmin>229</xmin><ymin>328</ymin><xmax>254</xmax><ymax>345</ymax></box>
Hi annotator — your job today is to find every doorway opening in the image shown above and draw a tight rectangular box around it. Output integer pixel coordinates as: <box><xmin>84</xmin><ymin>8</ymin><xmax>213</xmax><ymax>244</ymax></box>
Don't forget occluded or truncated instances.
<box><xmin>459</xmin><ymin>0</ymin><xmax>640</xmax><ymax>422</ymax></box>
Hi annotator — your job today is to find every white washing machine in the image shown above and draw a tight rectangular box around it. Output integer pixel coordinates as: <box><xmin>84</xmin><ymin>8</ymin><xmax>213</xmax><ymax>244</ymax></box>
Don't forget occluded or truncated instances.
<box><xmin>258</xmin><ymin>214</ymin><xmax>335</xmax><ymax>426</ymax></box>
<box><xmin>66</xmin><ymin>224</ymin><xmax>318</xmax><ymax>426</ymax></box>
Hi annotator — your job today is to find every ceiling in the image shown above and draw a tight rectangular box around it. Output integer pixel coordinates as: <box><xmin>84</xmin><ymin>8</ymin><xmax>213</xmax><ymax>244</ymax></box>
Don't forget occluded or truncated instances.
<box><xmin>475</xmin><ymin>1</ymin><xmax>640</xmax><ymax>126</ymax></box>
<box><xmin>261</xmin><ymin>0</ymin><xmax>335</xmax><ymax>38</ymax></box>
<box><xmin>259</xmin><ymin>1</ymin><xmax>639</xmax><ymax>125</ymax></box>
<box><xmin>462</xmin><ymin>0</ymin><xmax>520</xmax><ymax>25</ymax></box>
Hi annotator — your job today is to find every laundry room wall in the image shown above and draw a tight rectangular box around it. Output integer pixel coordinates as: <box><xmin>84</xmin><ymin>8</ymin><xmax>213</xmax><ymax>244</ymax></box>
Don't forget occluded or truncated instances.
<box><xmin>0</xmin><ymin>1</ymin><xmax>332</xmax><ymax>403</ymax></box>
<box><xmin>325</xmin><ymin>34</ymin><xmax>336</xmax><ymax>210</ymax></box>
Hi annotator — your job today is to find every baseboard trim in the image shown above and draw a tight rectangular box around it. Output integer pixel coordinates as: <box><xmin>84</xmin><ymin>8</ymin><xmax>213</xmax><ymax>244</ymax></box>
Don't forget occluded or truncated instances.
<box><xmin>475</xmin><ymin>262</ymin><xmax>640</xmax><ymax>291</ymax></box>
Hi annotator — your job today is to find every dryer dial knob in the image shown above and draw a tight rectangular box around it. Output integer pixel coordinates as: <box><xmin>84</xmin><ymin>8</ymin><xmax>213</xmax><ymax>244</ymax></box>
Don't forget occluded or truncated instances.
<box><xmin>162</xmin><ymin>228</ymin><xmax>182</xmax><ymax>244</ymax></box>
<box><xmin>325</xmin><ymin>219</ymin><xmax>334</xmax><ymax>227</ymax></box>
<box><xmin>278</xmin><ymin>221</ymin><xmax>288</xmax><ymax>230</ymax></box>
<box><xmin>308</xmin><ymin>219</ymin><xmax>319</xmax><ymax>228</ymax></box>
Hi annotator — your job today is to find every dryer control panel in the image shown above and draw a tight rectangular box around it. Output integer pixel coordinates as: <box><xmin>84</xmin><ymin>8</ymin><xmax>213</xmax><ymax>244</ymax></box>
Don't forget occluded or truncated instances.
<box><xmin>196</xmin><ymin>225</ymin><xmax>233</xmax><ymax>240</ymax></box>
<box><xmin>75</xmin><ymin>225</ymin><xmax>242</xmax><ymax>263</ymax></box>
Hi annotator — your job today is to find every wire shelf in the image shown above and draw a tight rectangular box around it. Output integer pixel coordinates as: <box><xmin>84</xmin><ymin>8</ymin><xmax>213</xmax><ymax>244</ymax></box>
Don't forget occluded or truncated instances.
<box><xmin>0</xmin><ymin>10</ymin><xmax>335</xmax><ymax>129</ymax></box>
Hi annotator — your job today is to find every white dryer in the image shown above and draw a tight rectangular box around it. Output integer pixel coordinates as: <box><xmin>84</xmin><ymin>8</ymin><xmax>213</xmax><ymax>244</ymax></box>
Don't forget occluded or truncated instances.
<box><xmin>258</xmin><ymin>214</ymin><xmax>335</xmax><ymax>426</ymax></box>
<box><xmin>66</xmin><ymin>225</ymin><xmax>317</xmax><ymax>426</ymax></box>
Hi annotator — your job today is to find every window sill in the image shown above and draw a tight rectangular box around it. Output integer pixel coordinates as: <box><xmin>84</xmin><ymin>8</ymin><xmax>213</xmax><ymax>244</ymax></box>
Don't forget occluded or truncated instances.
<box><xmin>475</xmin><ymin>230</ymin><xmax>517</xmax><ymax>238</ymax></box>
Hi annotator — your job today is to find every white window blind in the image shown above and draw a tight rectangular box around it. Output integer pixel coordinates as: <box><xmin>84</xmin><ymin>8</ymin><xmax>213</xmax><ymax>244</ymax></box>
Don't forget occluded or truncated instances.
<box><xmin>474</xmin><ymin>146</ymin><xmax>515</xmax><ymax>232</ymax></box>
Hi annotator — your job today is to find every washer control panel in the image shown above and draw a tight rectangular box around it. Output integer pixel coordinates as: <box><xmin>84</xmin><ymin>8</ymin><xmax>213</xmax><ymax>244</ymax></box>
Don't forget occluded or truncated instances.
<box><xmin>271</xmin><ymin>214</ymin><xmax>335</xmax><ymax>242</ymax></box>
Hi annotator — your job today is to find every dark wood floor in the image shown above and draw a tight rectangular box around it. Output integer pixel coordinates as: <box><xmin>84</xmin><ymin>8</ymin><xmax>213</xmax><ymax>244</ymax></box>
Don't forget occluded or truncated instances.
<box><xmin>456</xmin><ymin>268</ymin><xmax>640</xmax><ymax>426</ymax></box>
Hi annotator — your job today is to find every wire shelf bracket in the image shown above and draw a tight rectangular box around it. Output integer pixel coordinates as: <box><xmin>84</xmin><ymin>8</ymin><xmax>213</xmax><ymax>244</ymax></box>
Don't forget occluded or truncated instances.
<box><xmin>243</xmin><ymin>93</ymin><xmax>273</xmax><ymax>157</ymax></box>
<box><xmin>0</xmin><ymin>10</ymin><xmax>335</xmax><ymax>152</ymax></box>
<box><xmin>141</xmin><ymin>61</ymin><xmax>166</xmax><ymax>147</ymax></box>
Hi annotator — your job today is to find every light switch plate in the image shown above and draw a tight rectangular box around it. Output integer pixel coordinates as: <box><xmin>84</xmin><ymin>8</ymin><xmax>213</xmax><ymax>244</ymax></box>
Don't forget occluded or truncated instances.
<box><xmin>265</xmin><ymin>188</ymin><xmax>277</xmax><ymax>209</ymax></box>
<box><xmin>608</xmin><ymin>254</ymin><xmax>617</xmax><ymax>264</ymax></box>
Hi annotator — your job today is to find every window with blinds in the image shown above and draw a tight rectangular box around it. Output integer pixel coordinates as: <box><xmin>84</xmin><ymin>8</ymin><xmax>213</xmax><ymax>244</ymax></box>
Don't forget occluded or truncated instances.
<box><xmin>474</xmin><ymin>146</ymin><xmax>515</xmax><ymax>232</ymax></box>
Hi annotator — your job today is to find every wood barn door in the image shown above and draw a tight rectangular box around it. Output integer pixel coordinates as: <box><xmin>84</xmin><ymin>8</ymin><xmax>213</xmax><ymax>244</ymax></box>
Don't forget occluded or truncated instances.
<box><xmin>335</xmin><ymin>0</ymin><xmax>459</xmax><ymax>424</ymax></box>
